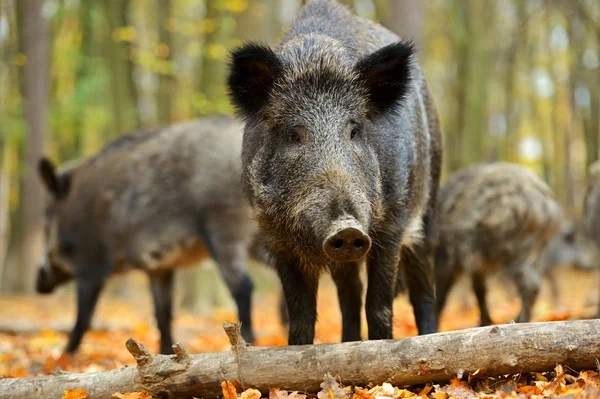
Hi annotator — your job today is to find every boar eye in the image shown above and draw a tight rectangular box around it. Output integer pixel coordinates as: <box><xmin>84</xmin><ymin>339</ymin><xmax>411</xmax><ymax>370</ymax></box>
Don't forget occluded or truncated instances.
<box><xmin>350</xmin><ymin>125</ymin><xmax>362</xmax><ymax>140</ymax></box>
<box><xmin>289</xmin><ymin>128</ymin><xmax>301</xmax><ymax>143</ymax></box>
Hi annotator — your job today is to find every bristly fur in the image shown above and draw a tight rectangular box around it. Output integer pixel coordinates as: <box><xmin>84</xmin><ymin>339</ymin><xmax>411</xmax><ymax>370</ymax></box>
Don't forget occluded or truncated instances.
<box><xmin>435</xmin><ymin>162</ymin><xmax>563</xmax><ymax>324</ymax></box>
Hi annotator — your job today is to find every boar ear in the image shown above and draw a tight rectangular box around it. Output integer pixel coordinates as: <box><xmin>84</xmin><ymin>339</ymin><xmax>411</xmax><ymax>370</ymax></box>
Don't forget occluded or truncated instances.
<box><xmin>38</xmin><ymin>157</ymin><xmax>60</xmax><ymax>197</ymax></box>
<box><xmin>38</xmin><ymin>157</ymin><xmax>71</xmax><ymax>200</ymax></box>
<box><xmin>227</xmin><ymin>42</ymin><xmax>282</xmax><ymax>119</ymax></box>
<box><xmin>355</xmin><ymin>41</ymin><xmax>415</xmax><ymax>118</ymax></box>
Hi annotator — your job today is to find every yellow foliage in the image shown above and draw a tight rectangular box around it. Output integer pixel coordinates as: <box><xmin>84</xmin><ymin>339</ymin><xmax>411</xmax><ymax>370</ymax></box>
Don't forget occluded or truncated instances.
<box><xmin>198</xmin><ymin>19</ymin><xmax>217</xmax><ymax>34</ymax></box>
<box><xmin>155</xmin><ymin>43</ymin><xmax>171</xmax><ymax>59</ymax></box>
<box><xmin>131</xmin><ymin>48</ymin><xmax>173</xmax><ymax>75</ymax></box>
<box><xmin>12</xmin><ymin>53</ymin><xmax>27</xmax><ymax>66</ymax></box>
<box><xmin>112</xmin><ymin>26</ymin><xmax>137</xmax><ymax>42</ymax></box>
<box><xmin>226</xmin><ymin>0</ymin><xmax>248</xmax><ymax>13</ymax></box>
<box><xmin>205</xmin><ymin>43</ymin><xmax>228</xmax><ymax>60</ymax></box>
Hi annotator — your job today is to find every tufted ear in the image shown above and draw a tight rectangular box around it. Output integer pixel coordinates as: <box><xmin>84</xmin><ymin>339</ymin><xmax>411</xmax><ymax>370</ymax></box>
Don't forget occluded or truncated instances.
<box><xmin>38</xmin><ymin>157</ymin><xmax>71</xmax><ymax>200</ymax></box>
<box><xmin>227</xmin><ymin>42</ymin><xmax>283</xmax><ymax>119</ymax></box>
<box><xmin>355</xmin><ymin>41</ymin><xmax>415</xmax><ymax>118</ymax></box>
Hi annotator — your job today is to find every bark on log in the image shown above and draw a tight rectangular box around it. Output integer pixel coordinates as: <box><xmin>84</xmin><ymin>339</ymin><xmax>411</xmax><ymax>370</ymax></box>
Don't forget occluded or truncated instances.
<box><xmin>1</xmin><ymin>320</ymin><xmax>600</xmax><ymax>399</ymax></box>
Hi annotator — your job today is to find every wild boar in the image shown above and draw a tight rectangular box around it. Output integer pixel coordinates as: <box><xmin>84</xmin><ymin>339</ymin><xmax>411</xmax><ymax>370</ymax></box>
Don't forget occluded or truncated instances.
<box><xmin>435</xmin><ymin>162</ymin><xmax>562</xmax><ymax>325</ymax></box>
<box><xmin>227</xmin><ymin>0</ymin><xmax>442</xmax><ymax>344</ymax></box>
<box><xmin>36</xmin><ymin>115</ymin><xmax>263</xmax><ymax>354</ymax></box>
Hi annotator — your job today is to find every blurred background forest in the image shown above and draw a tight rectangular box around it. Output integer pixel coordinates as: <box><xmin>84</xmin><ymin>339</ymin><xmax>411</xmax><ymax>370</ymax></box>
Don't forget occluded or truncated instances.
<box><xmin>0</xmin><ymin>0</ymin><xmax>599</xmax><ymax>306</ymax></box>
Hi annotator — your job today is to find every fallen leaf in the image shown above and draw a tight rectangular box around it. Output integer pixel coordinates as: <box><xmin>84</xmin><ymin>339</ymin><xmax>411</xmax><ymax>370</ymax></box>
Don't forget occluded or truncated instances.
<box><xmin>354</xmin><ymin>388</ymin><xmax>375</xmax><ymax>399</ymax></box>
<box><xmin>112</xmin><ymin>391</ymin><xmax>153</xmax><ymax>399</ymax></box>
<box><xmin>222</xmin><ymin>381</ymin><xmax>238</xmax><ymax>399</ymax></box>
<box><xmin>436</xmin><ymin>379</ymin><xmax>475</xmax><ymax>399</ymax></box>
<box><xmin>63</xmin><ymin>388</ymin><xmax>88</xmax><ymax>399</ymax></box>
<box><xmin>516</xmin><ymin>385</ymin><xmax>542</xmax><ymax>395</ymax></box>
<box><xmin>318</xmin><ymin>373</ymin><xmax>348</xmax><ymax>399</ymax></box>
<box><xmin>417</xmin><ymin>385</ymin><xmax>432</xmax><ymax>397</ymax></box>
<box><xmin>396</xmin><ymin>389</ymin><xmax>416</xmax><ymax>398</ymax></box>
<box><xmin>241</xmin><ymin>388</ymin><xmax>262</xmax><ymax>399</ymax></box>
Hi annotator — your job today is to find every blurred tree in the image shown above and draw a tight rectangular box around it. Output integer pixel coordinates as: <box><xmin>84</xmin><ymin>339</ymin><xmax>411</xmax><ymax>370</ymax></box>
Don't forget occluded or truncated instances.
<box><xmin>15</xmin><ymin>0</ymin><xmax>48</xmax><ymax>293</ymax></box>
<box><xmin>573</xmin><ymin>1</ymin><xmax>600</xmax><ymax>170</ymax></box>
<box><xmin>157</xmin><ymin>0</ymin><xmax>174</xmax><ymax>125</ymax></box>
<box><xmin>375</xmin><ymin>0</ymin><xmax>425</xmax><ymax>51</ymax></box>
<box><xmin>502</xmin><ymin>0</ymin><xmax>527</xmax><ymax>163</ymax></box>
<box><xmin>197</xmin><ymin>0</ymin><xmax>234</xmax><ymax>115</ymax></box>
<box><xmin>0</xmin><ymin>142</ymin><xmax>9</xmax><ymax>287</ymax></box>
<box><xmin>235</xmin><ymin>0</ymin><xmax>281</xmax><ymax>44</ymax></box>
<box><xmin>103</xmin><ymin>1</ymin><xmax>140</xmax><ymax>134</ymax></box>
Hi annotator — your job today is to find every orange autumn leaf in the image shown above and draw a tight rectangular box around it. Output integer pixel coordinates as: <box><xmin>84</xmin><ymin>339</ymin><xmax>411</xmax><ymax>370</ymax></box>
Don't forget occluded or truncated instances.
<box><xmin>353</xmin><ymin>388</ymin><xmax>374</xmax><ymax>399</ymax></box>
<box><xmin>397</xmin><ymin>388</ymin><xmax>416</xmax><ymax>398</ymax></box>
<box><xmin>112</xmin><ymin>391</ymin><xmax>154</xmax><ymax>399</ymax></box>
<box><xmin>417</xmin><ymin>385</ymin><xmax>432</xmax><ymax>397</ymax></box>
<box><xmin>222</xmin><ymin>380</ymin><xmax>238</xmax><ymax>399</ymax></box>
<box><xmin>63</xmin><ymin>388</ymin><xmax>88</xmax><ymax>399</ymax></box>
<box><xmin>516</xmin><ymin>385</ymin><xmax>542</xmax><ymax>395</ymax></box>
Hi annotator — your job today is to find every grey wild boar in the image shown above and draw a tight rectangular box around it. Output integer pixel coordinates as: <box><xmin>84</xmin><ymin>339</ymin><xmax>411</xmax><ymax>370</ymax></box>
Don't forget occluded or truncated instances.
<box><xmin>227</xmin><ymin>0</ymin><xmax>442</xmax><ymax>344</ymax></box>
<box><xmin>584</xmin><ymin>160</ymin><xmax>600</xmax><ymax>317</ymax></box>
<box><xmin>36</xmin><ymin>115</ymin><xmax>265</xmax><ymax>354</ymax></box>
<box><xmin>435</xmin><ymin>162</ymin><xmax>563</xmax><ymax>325</ymax></box>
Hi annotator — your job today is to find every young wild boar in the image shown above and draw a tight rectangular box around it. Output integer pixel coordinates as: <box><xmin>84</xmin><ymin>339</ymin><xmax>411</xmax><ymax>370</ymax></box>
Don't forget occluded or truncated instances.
<box><xmin>227</xmin><ymin>0</ymin><xmax>442</xmax><ymax>344</ymax></box>
<box><xmin>584</xmin><ymin>160</ymin><xmax>600</xmax><ymax>317</ymax></box>
<box><xmin>435</xmin><ymin>162</ymin><xmax>563</xmax><ymax>325</ymax></box>
<box><xmin>36</xmin><ymin>115</ymin><xmax>263</xmax><ymax>354</ymax></box>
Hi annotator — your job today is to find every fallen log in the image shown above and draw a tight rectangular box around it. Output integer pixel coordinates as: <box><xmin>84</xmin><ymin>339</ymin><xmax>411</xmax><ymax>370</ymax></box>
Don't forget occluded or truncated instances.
<box><xmin>1</xmin><ymin>320</ymin><xmax>599</xmax><ymax>399</ymax></box>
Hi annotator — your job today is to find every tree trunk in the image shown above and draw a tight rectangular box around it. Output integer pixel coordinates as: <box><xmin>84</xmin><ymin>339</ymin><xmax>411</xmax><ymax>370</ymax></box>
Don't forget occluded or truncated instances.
<box><xmin>16</xmin><ymin>0</ymin><xmax>48</xmax><ymax>294</ymax></box>
<box><xmin>234</xmin><ymin>0</ymin><xmax>281</xmax><ymax>44</ymax></box>
<box><xmin>156</xmin><ymin>0</ymin><xmax>173</xmax><ymax>125</ymax></box>
<box><xmin>502</xmin><ymin>0</ymin><xmax>526</xmax><ymax>163</ymax></box>
<box><xmin>103</xmin><ymin>0</ymin><xmax>139</xmax><ymax>135</ymax></box>
<box><xmin>1</xmin><ymin>320</ymin><xmax>599</xmax><ymax>399</ymax></box>
<box><xmin>197</xmin><ymin>1</ymin><xmax>234</xmax><ymax>114</ymax></box>
<box><xmin>0</xmin><ymin>142</ymin><xmax>9</xmax><ymax>287</ymax></box>
<box><xmin>380</xmin><ymin>0</ymin><xmax>425</xmax><ymax>51</ymax></box>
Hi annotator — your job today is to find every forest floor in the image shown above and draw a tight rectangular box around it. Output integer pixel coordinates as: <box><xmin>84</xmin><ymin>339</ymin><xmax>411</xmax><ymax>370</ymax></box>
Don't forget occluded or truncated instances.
<box><xmin>0</xmin><ymin>266</ymin><xmax>599</xmax><ymax>398</ymax></box>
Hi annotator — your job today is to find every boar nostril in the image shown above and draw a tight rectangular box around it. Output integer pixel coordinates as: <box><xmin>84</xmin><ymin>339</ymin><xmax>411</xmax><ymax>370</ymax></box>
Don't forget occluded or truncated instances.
<box><xmin>324</xmin><ymin>226</ymin><xmax>372</xmax><ymax>262</ymax></box>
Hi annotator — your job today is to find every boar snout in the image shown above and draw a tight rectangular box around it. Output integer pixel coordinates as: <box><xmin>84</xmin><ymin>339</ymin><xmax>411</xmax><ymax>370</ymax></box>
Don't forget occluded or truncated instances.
<box><xmin>36</xmin><ymin>267</ymin><xmax>56</xmax><ymax>294</ymax></box>
<box><xmin>323</xmin><ymin>218</ymin><xmax>371</xmax><ymax>262</ymax></box>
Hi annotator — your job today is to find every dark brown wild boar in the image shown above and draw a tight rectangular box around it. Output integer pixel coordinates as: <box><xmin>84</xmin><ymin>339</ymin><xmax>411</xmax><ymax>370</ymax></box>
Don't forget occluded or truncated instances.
<box><xmin>435</xmin><ymin>162</ymin><xmax>563</xmax><ymax>325</ymax></box>
<box><xmin>36</xmin><ymin>115</ymin><xmax>266</xmax><ymax>354</ymax></box>
<box><xmin>227</xmin><ymin>0</ymin><xmax>442</xmax><ymax>344</ymax></box>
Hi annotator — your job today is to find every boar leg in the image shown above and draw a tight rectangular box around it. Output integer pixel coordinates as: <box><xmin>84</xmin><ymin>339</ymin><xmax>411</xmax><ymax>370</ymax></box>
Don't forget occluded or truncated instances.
<box><xmin>276</xmin><ymin>254</ymin><xmax>318</xmax><ymax>345</ymax></box>
<box><xmin>65</xmin><ymin>278</ymin><xmax>105</xmax><ymax>353</ymax></box>
<box><xmin>278</xmin><ymin>291</ymin><xmax>289</xmax><ymax>327</ymax></box>
<box><xmin>150</xmin><ymin>270</ymin><xmax>174</xmax><ymax>354</ymax></box>
<box><xmin>514</xmin><ymin>266</ymin><xmax>541</xmax><ymax>323</ymax></box>
<box><xmin>401</xmin><ymin>242</ymin><xmax>437</xmax><ymax>335</ymax></box>
<box><xmin>331</xmin><ymin>261</ymin><xmax>363</xmax><ymax>342</ymax></box>
<box><xmin>434</xmin><ymin>247</ymin><xmax>458</xmax><ymax>326</ymax></box>
<box><xmin>366</xmin><ymin>241</ymin><xmax>398</xmax><ymax>340</ymax></box>
<box><xmin>471</xmin><ymin>270</ymin><xmax>492</xmax><ymax>326</ymax></box>
<box><xmin>212</xmin><ymin>240</ymin><xmax>255</xmax><ymax>344</ymax></box>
